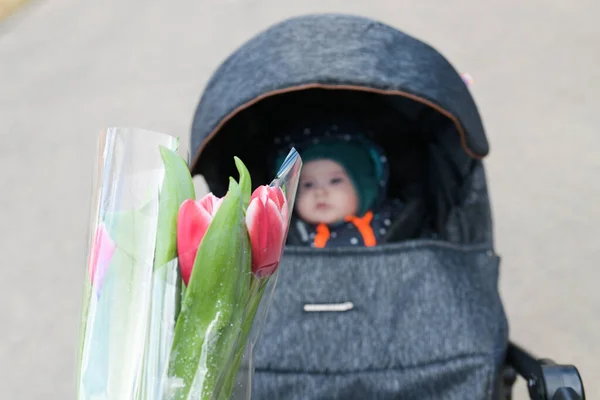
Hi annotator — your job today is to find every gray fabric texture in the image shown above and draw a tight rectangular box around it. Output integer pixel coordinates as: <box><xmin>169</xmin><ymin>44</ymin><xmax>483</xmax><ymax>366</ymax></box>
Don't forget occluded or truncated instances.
<box><xmin>443</xmin><ymin>161</ymin><xmax>494</xmax><ymax>245</ymax></box>
<box><xmin>252</xmin><ymin>242</ymin><xmax>508</xmax><ymax>399</ymax></box>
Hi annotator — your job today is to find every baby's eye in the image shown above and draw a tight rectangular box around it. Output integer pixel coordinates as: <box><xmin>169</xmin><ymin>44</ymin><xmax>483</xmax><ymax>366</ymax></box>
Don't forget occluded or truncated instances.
<box><xmin>330</xmin><ymin>177</ymin><xmax>343</xmax><ymax>185</ymax></box>
<box><xmin>301</xmin><ymin>181</ymin><xmax>314</xmax><ymax>189</ymax></box>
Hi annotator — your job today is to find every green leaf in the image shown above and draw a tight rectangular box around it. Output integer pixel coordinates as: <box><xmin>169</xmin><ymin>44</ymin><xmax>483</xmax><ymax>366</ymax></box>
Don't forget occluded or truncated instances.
<box><xmin>166</xmin><ymin>178</ymin><xmax>252</xmax><ymax>400</ymax></box>
<box><xmin>103</xmin><ymin>203</ymin><xmax>156</xmax><ymax>262</ymax></box>
<box><xmin>154</xmin><ymin>146</ymin><xmax>196</xmax><ymax>268</ymax></box>
<box><xmin>217</xmin><ymin>277</ymin><xmax>269</xmax><ymax>399</ymax></box>
<box><xmin>140</xmin><ymin>259</ymin><xmax>182</xmax><ymax>398</ymax></box>
<box><xmin>234</xmin><ymin>157</ymin><xmax>251</xmax><ymax>209</ymax></box>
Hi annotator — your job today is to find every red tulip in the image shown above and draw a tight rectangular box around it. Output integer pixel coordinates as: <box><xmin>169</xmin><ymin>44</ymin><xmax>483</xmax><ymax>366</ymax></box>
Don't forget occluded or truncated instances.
<box><xmin>177</xmin><ymin>193</ymin><xmax>223</xmax><ymax>285</ymax></box>
<box><xmin>88</xmin><ymin>223</ymin><xmax>116</xmax><ymax>294</ymax></box>
<box><xmin>246</xmin><ymin>185</ymin><xmax>288</xmax><ymax>277</ymax></box>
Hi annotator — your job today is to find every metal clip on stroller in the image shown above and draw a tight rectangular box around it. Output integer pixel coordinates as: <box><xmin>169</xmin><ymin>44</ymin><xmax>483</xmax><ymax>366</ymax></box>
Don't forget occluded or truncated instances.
<box><xmin>189</xmin><ymin>14</ymin><xmax>585</xmax><ymax>400</ymax></box>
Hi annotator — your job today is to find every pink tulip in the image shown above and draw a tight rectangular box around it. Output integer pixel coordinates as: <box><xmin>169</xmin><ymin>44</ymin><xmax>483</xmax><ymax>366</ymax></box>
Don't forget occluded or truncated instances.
<box><xmin>177</xmin><ymin>193</ymin><xmax>223</xmax><ymax>285</ymax></box>
<box><xmin>246</xmin><ymin>185</ymin><xmax>288</xmax><ymax>277</ymax></box>
<box><xmin>88</xmin><ymin>223</ymin><xmax>116</xmax><ymax>294</ymax></box>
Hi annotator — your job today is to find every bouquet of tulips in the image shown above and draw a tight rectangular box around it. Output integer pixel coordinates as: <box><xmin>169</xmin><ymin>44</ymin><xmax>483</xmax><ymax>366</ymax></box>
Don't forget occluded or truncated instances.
<box><xmin>76</xmin><ymin>128</ymin><xmax>302</xmax><ymax>400</ymax></box>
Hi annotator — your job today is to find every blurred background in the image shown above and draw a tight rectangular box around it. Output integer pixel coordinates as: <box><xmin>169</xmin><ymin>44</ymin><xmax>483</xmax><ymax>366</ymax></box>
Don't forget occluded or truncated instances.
<box><xmin>0</xmin><ymin>0</ymin><xmax>598</xmax><ymax>398</ymax></box>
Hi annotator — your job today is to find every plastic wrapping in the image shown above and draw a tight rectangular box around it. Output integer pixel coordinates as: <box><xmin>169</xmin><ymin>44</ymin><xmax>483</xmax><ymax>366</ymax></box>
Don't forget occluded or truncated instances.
<box><xmin>78</xmin><ymin>128</ymin><xmax>180</xmax><ymax>399</ymax></box>
<box><xmin>76</xmin><ymin>127</ymin><xmax>302</xmax><ymax>400</ymax></box>
<box><xmin>227</xmin><ymin>149</ymin><xmax>303</xmax><ymax>400</ymax></box>
<box><xmin>160</xmin><ymin>149</ymin><xmax>302</xmax><ymax>400</ymax></box>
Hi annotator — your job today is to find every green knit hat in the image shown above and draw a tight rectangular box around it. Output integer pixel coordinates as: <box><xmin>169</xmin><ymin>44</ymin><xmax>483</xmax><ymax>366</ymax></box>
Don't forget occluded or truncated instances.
<box><xmin>296</xmin><ymin>139</ymin><xmax>380</xmax><ymax>217</ymax></box>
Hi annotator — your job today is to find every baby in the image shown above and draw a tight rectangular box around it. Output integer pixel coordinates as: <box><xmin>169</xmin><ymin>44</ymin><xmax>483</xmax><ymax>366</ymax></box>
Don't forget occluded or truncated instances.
<box><xmin>273</xmin><ymin>119</ymin><xmax>404</xmax><ymax>248</ymax></box>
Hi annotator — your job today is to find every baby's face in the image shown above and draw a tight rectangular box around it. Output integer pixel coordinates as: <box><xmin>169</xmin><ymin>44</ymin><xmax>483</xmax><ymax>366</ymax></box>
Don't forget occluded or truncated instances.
<box><xmin>295</xmin><ymin>159</ymin><xmax>358</xmax><ymax>225</ymax></box>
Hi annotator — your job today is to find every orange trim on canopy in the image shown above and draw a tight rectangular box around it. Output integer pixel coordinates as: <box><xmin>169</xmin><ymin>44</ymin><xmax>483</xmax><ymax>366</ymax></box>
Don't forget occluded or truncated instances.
<box><xmin>190</xmin><ymin>83</ymin><xmax>485</xmax><ymax>173</ymax></box>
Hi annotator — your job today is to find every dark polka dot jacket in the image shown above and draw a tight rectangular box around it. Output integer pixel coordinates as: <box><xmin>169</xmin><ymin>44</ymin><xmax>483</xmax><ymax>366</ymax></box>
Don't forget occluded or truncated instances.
<box><xmin>289</xmin><ymin>199</ymin><xmax>405</xmax><ymax>248</ymax></box>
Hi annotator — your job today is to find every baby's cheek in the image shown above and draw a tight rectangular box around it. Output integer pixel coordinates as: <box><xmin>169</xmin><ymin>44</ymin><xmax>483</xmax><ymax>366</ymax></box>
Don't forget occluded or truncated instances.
<box><xmin>294</xmin><ymin>194</ymin><xmax>310</xmax><ymax>217</ymax></box>
<box><xmin>337</xmin><ymin>190</ymin><xmax>358</xmax><ymax>214</ymax></box>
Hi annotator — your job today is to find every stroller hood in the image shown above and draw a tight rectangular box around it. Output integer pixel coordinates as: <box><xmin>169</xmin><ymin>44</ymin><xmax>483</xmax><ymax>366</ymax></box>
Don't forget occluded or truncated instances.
<box><xmin>190</xmin><ymin>13</ymin><xmax>489</xmax><ymax>191</ymax></box>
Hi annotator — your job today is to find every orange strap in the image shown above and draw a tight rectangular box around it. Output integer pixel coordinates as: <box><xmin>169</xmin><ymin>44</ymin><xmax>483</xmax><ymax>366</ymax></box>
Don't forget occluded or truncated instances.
<box><xmin>313</xmin><ymin>223</ymin><xmax>330</xmax><ymax>248</ymax></box>
<box><xmin>345</xmin><ymin>211</ymin><xmax>377</xmax><ymax>247</ymax></box>
<box><xmin>312</xmin><ymin>212</ymin><xmax>377</xmax><ymax>248</ymax></box>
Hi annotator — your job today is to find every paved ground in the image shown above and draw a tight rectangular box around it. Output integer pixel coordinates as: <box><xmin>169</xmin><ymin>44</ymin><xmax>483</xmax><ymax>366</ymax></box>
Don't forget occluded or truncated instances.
<box><xmin>1</xmin><ymin>1</ymin><xmax>598</xmax><ymax>398</ymax></box>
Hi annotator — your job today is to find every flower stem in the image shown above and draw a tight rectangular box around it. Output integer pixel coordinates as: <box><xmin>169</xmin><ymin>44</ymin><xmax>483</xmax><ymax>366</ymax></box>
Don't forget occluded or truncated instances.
<box><xmin>218</xmin><ymin>277</ymin><xmax>268</xmax><ymax>399</ymax></box>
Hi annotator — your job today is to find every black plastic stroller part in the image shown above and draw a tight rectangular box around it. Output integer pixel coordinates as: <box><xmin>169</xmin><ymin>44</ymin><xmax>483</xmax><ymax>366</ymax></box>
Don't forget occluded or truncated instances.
<box><xmin>505</xmin><ymin>342</ymin><xmax>585</xmax><ymax>400</ymax></box>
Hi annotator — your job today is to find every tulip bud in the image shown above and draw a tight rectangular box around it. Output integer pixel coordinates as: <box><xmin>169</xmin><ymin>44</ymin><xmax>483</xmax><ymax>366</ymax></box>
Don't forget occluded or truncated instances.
<box><xmin>176</xmin><ymin>193</ymin><xmax>223</xmax><ymax>285</ymax></box>
<box><xmin>246</xmin><ymin>185</ymin><xmax>288</xmax><ymax>277</ymax></box>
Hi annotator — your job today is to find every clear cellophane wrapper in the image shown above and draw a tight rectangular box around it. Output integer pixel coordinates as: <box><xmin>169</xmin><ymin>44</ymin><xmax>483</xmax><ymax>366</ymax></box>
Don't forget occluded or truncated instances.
<box><xmin>222</xmin><ymin>149</ymin><xmax>303</xmax><ymax>400</ymax></box>
<box><xmin>77</xmin><ymin>128</ymin><xmax>182</xmax><ymax>399</ymax></box>
<box><xmin>77</xmin><ymin>127</ymin><xmax>302</xmax><ymax>400</ymax></box>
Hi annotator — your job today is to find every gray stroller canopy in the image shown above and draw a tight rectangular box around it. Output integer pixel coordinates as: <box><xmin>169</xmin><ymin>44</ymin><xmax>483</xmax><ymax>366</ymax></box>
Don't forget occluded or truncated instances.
<box><xmin>190</xmin><ymin>13</ymin><xmax>493</xmax><ymax>244</ymax></box>
<box><xmin>190</xmin><ymin>13</ymin><xmax>489</xmax><ymax>182</ymax></box>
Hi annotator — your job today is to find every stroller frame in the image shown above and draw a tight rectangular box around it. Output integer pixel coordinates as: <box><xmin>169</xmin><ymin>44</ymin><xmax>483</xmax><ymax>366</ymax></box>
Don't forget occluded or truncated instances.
<box><xmin>189</xmin><ymin>14</ymin><xmax>587</xmax><ymax>400</ymax></box>
<box><xmin>503</xmin><ymin>342</ymin><xmax>585</xmax><ymax>400</ymax></box>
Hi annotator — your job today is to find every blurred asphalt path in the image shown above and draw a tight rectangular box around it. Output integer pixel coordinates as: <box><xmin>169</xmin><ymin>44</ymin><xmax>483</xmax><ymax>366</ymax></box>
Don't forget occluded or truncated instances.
<box><xmin>1</xmin><ymin>0</ymin><xmax>598</xmax><ymax>398</ymax></box>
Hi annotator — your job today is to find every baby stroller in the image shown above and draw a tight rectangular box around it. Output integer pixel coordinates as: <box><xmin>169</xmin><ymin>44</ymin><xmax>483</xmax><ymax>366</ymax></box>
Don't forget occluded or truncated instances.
<box><xmin>188</xmin><ymin>14</ymin><xmax>585</xmax><ymax>400</ymax></box>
